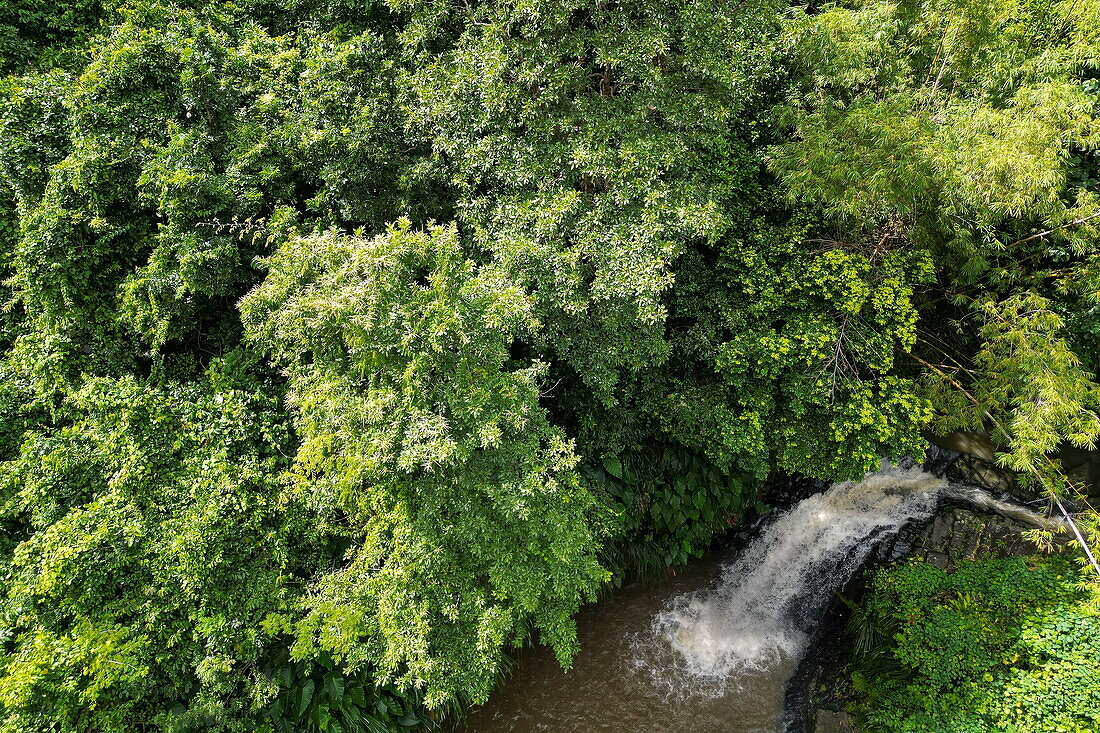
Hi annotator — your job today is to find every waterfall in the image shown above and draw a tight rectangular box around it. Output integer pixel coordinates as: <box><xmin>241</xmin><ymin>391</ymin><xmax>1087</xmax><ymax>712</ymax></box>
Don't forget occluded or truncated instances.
<box><xmin>635</xmin><ymin>463</ymin><xmax>1064</xmax><ymax>707</ymax></box>
<box><xmin>634</xmin><ymin>464</ymin><xmax>952</xmax><ymax>703</ymax></box>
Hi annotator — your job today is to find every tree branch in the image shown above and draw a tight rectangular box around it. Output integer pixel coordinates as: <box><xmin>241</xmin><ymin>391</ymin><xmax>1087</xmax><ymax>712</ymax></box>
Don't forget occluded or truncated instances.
<box><xmin>1005</xmin><ymin>211</ymin><xmax>1100</xmax><ymax>249</ymax></box>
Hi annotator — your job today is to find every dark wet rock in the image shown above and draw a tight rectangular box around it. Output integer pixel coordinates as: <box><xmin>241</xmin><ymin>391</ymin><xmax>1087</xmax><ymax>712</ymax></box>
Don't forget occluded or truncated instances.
<box><xmin>926</xmin><ymin>430</ymin><xmax>996</xmax><ymax>462</ymax></box>
<box><xmin>763</xmin><ymin>472</ymin><xmax>831</xmax><ymax>510</ymax></box>
<box><xmin>904</xmin><ymin>506</ymin><xmax>1066</xmax><ymax>572</ymax></box>
<box><xmin>1060</xmin><ymin>444</ymin><xmax>1100</xmax><ymax>499</ymax></box>
<box><xmin>929</xmin><ymin>433</ymin><xmax>1100</xmax><ymax>499</ymax></box>
<box><xmin>924</xmin><ymin>444</ymin><xmax>1022</xmax><ymax>498</ymax></box>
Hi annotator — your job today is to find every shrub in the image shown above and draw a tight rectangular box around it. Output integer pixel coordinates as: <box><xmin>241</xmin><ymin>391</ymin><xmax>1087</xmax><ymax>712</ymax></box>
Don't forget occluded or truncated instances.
<box><xmin>851</xmin><ymin>557</ymin><xmax>1100</xmax><ymax>733</ymax></box>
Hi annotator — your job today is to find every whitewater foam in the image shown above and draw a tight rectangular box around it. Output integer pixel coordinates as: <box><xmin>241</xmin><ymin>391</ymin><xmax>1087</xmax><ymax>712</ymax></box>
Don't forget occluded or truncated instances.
<box><xmin>632</xmin><ymin>464</ymin><xmax>946</xmax><ymax>698</ymax></box>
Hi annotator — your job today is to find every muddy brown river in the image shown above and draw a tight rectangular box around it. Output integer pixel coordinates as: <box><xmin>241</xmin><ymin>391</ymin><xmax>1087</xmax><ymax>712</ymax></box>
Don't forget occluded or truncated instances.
<box><xmin>461</xmin><ymin>553</ymin><xmax>797</xmax><ymax>733</ymax></box>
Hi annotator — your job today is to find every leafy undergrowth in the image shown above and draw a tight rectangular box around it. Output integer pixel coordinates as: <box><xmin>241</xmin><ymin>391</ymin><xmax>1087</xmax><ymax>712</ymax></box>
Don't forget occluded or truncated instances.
<box><xmin>850</xmin><ymin>557</ymin><xmax>1100</xmax><ymax>733</ymax></box>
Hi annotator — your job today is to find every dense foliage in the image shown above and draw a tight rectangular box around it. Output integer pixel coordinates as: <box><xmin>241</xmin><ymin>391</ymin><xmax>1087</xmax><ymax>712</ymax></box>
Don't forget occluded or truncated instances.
<box><xmin>776</xmin><ymin>0</ymin><xmax>1100</xmax><ymax>490</ymax></box>
<box><xmin>851</xmin><ymin>557</ymin><xmax>1100</xmax><ymax>733</ymax></box>
<box><xmin>0</xmin><ymin>0</ymin><xmax>1097</xmax><ymax>728</ymax></box>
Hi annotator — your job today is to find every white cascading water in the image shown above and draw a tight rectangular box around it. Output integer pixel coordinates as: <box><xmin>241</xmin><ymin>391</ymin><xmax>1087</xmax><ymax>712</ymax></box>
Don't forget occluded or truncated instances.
<box><xmin>635</xmin><ymin>463</ymin><xmax>948</xmax><ymax>699</ymax></box>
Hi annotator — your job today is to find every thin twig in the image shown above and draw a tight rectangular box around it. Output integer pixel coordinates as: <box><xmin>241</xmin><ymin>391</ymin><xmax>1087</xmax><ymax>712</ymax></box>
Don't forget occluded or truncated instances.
<box><xmin>1004</xmin><ymin>211</ymin><xmax>1100</xmax><ymax>249</ymax></box>
<box><xmin>1053</xmin><ymin>493</ymin><xmax>1100</xmax><ymax>580</ymax></box>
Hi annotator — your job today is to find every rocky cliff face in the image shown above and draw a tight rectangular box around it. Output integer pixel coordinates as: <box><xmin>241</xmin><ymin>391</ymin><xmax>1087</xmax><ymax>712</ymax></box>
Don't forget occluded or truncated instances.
<box><xmin>902</xmin><ymin>507</ymin><xmax>1043</xmax><ymax>571</ymax></box>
